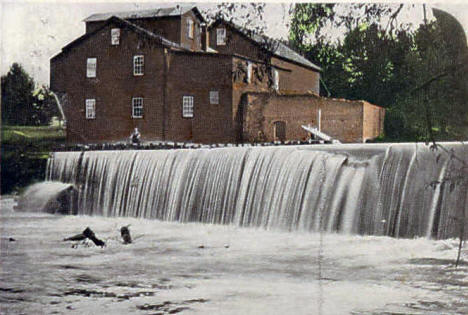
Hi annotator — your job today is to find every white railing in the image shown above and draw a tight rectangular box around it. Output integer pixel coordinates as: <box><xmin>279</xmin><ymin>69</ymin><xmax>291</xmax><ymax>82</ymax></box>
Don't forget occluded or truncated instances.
<box><xmin>301</xmin><ymin>124</ymin><xmax>341</xmax><ymax>143</ymax></box>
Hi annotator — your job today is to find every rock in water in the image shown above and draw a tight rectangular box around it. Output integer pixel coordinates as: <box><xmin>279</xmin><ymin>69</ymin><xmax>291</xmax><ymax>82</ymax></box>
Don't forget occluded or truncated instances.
<box><xmin>63</xmin><ymin>233</ymin><xmax>87</xmax><ymax>242</ymax></box>
<box><xmin>120</xmin><ymin>226</ymin><xmax>132</xmax><ymax>244</ymax></box>
<box><xmin>82</xmin><ymin>227</ymin><xmax>106</xmax><ymax>247</ymax></box>
<box><xmin>15</xmin><ymin>181</ymin><xmax>77</xmax><ymax>214</ymax></box>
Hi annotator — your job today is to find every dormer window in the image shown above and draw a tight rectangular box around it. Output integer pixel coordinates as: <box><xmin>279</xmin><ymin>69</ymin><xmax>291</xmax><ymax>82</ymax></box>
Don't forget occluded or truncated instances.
<box><xmin>187</xmin><ymin>19</ymin><xmax>194</xmax><ymax>39</ymax></box>
<box><xmin>111</xmin><ymin>28</ymin><xmax>120</xmax><ymax>45</ymax></box>
<box><xmin>217</xmin><ymin>28</ymin><xmax>226</xmax><ymax>46</ymax></box>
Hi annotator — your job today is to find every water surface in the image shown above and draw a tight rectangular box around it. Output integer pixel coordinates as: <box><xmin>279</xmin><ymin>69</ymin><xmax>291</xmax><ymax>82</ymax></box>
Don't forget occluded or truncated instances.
<box><xmin>1</xmin><ymin>197</ymin><xmax>467</xmax><ymax>314</ymax></box>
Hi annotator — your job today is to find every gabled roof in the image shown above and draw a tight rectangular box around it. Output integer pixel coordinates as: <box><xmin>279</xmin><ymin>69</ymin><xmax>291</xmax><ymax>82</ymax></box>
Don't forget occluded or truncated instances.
<box><xmin>211</xmin><ymin>20</ymin><xmax>322</xmax><ymax>72</ymax></box>
<box><xmin>53</xmin><ymin>16</ymin><xmax>184</xmax><ymax>59</ymax></box>
<box><xmin>84</xmin><ymin>5</ymin><xmax>205</xmax><ymax>23</ymax></box>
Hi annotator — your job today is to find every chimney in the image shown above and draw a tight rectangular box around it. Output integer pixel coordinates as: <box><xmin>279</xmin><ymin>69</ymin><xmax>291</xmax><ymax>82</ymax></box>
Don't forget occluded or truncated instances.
<box><xmin>201</xmin><ymin>23</ymin><xmax>209</xmax><ymax>51</ymax></box>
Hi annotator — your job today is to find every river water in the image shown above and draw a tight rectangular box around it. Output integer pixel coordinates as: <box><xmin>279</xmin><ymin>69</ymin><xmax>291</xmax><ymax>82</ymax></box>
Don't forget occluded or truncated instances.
<box><xmin>1</xmin><ymin>197</ymin><xmax>467</xmax><ymax>314</ymax></box>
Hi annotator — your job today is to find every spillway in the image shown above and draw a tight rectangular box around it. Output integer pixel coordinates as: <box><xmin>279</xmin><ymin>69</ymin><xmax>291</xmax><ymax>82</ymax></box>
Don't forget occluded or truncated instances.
<box><xmin>46</xmin><ymin>143</ymin><xmax>468</xmax><ymax>239</ymax></box>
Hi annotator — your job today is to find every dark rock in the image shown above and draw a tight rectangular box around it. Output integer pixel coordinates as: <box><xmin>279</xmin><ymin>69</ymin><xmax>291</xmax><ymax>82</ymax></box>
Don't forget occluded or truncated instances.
<box><xmin>120</xmin><ymin>226</ymin><xmax>132</xmax><ymax>244</ymax></box>
<box><xmin>63</xmin><ymin>233</ymin><xmax>86</xmax><ymax>241</ymax></box>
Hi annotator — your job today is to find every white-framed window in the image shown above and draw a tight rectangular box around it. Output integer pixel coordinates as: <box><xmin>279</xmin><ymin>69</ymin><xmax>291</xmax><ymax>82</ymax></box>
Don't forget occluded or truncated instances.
<box><xmin>86</xmin><ymin>58</ymin><xmax>96</xmax><ymax>78</ymax></box>
<box><xmin>182</xmin><ymin>96</ymin><xmax>194</xmax><ymax>118</ymax></box>
<box><xmin>132</xmin><ymin>97</ymin><xmax>143</xmax><ymax>118</ymax></box>
<box><xmin>85</xmin><ymin>99</ymin><xmax>96</xmax><ymax>119</ymax></box>
<box><xmin>133</xmin><ymin>55</ymin><xmax>144</xmax><ymax>76</ymax></box>
<box><xmin>209</xmin><ymin>91</ymin><xmax>219</xmax><ymax>104</ymax></box>
<box><xmin>187</xmin><ymin>19</ymin><xmax>194</xmax><ymax>39</ymax></box>
<box><xmin>272</xmin><ymin>69</ymin><xmax>279</xmax><ymax>91</ymax></box>
<box><xmin>217</xmin><ymin>28</ymin><xmax>226</xmax><ymax>46</ymax></box>
<box><xmin>111</xmin><ymin>28</ymin><xmax>120</xmax><ymax>45</ymax></box>
<box><xmin>247</xmin><ymin>62</ymin><xmax>253</xmax><ymax>83</ymax></box>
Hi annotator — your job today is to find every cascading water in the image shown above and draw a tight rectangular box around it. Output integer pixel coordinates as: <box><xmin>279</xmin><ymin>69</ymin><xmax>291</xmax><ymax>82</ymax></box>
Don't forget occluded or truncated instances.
<box><xmin>46</xmin><ymin>143</ymin><xmax>468</xmax><ymax>239</ymax></box>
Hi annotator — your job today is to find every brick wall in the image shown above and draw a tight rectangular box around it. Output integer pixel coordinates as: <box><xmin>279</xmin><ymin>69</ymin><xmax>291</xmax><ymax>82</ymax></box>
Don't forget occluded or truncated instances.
<box><xmin>242</xmin><ymin>93</ymin><xmax>319</xmax><ymax>142</ymax></box>
<box><xmin>51</xmin><ymin>21</ymin><xmax>167</xmax><ymax>143</ymax></box>
<box><xmin>209</xmin><ymin>24</ymin><xmax>264</xmax><ymax>61</ymax></box>
<box><xmin>271</xmin><ymin>57</ymin><xmax>320</xmax><ymax>94</ymax></box>
<box><xmin>208</xmin><ymin>23</ymin><xmax>320</xmax><ymax>96</ymax></box>
<box><xmin>318</xmin><ymin>98</ymin><xmax>364</xmax><ymax>143</ymax></box>
<box><xmin>180</xmin><ymin>11</ymin><xmax>202</xmax><ymax>51</ymax></box>
<box><xmin>241</xmin><ymin>93</ymin><xmax>385</xmax><ymax>143</ymax></box>
<box><xmin>86</xmin><ymin>14</ymin><xmax>202</xmax><ymax>51</ymax></box>
<box><xmin>363</xmin><ymin>101</ymin><xmax>385</xmax><ymax>141</ymax></box>
<box><xmin>166</xmin><ymin>52</ymin><xmax>234</xmax><ymax>143</ymax></box>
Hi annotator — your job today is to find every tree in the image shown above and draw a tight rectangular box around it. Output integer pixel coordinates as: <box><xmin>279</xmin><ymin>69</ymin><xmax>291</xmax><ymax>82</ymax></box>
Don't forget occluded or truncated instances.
<box><xmin>1</xmin><ymin>63</ymin><xmax>35</xmax><ymax>125</ymax></box>
<box><xmin>289</xmin><ymin>4</ymin><xmax>468</xmax><ymax>141</ymax></box>
<box><xmin>31</xmin><ymin>86</ymin><xmax>62</xmax><ymax>126</ymax></box>
<box><xmin>405</xmin><ymin>8</ymin><xmax>468</xmax><ymax>141</ymax></box>
<box><xmin>1</xmin><ymin>63</ymin><xmax>60</xmax><ymax>126</ymax></box>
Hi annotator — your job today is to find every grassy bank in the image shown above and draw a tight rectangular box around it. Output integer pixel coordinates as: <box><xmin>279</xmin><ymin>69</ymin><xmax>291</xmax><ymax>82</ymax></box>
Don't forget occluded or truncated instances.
<box><xmin>1</xmin><ymin>125</ymin><xmax>66</xmax><ymax>194</ymax></box>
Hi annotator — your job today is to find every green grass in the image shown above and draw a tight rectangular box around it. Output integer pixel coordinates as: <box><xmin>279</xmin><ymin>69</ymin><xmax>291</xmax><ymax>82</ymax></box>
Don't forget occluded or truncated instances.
<box><xmin>1</xmin><ymin>125</ymin><xmax>65</xmax><ymax>145</ymax></box>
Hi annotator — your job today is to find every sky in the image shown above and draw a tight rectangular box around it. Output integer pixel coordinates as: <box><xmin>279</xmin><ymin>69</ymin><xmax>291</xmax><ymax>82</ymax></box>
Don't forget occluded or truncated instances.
<box><xmin>1</xmin><ymin>0</ymin><xmax>468</xmax><ymax>86</ymax></box>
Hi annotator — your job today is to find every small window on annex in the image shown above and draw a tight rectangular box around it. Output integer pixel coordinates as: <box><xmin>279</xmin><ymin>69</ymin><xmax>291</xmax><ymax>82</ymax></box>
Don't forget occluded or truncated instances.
<box><xmin>132</xmin><ymin>97</ymin><xmax>143</xmax><ymax>118</ymax></box>
<box><xmin>111</xmin><ymin>28</ymin><xmax>120</xmax><ymax>45</ymax></box>
<box><xmin>85</xmin><ymin>99</ymin><xmax>96</xmax><ymax>119</ymax></box>
<box><xmin>133</xmin><ymin>55</ymin><xmax>144</xmax><ymax>76</ymax></box>
<box><xmin>217</xmin><ymin>28</ymin><xmax>226</xmax><ymax>46</ymax></box>
<box><xmin>187</xmin><ymin>19</ymin><xmax>194</xmax><ymax>39</ymax></box>
<box><xmin>182</xmin><ymin>96</ymin><xmax>194</xmax><ymax>118</ymax></box>
<box><xmin>209</xmin><ymin>91</ymin><xmax>219</xmax><ymax>104</ymax></box>
<box><xmin>86</xmin><ymin>58</ymin><xmax>97</xmax><ymax>78</ymax></box>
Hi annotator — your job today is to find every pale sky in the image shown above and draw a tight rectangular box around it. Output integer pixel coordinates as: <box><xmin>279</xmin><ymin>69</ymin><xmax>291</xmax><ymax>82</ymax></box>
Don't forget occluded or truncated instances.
<box><xmin>1</xmin><ymin>1</ymin><xmax>467</xmax><ymax>86</ymax></box>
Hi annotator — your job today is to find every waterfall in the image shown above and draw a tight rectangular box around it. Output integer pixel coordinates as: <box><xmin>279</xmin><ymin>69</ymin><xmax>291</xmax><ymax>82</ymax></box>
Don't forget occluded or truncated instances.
<box><xmin>46</xmin><ymin>143</ymin><xmax>468</xmax><ymax>239</ymax></box>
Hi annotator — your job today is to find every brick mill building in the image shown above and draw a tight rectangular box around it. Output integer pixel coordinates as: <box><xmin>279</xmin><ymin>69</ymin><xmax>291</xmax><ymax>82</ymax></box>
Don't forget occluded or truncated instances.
<box><xmin>50</xmin><ymin>6</ymin><xmax>385</xmax><ymax>144</ymax></box>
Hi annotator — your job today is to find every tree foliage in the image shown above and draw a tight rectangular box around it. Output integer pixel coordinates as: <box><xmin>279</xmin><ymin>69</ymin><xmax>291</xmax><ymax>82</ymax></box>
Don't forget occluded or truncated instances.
<box><xmin>1</xmin><ymin>63</ymin><xmax>59</xmax><ymax>126</ymax></box>
<box><xmin>289</xmin><ymin>4</ymin><xmax>468</xmax><ymax>141</ymax></box>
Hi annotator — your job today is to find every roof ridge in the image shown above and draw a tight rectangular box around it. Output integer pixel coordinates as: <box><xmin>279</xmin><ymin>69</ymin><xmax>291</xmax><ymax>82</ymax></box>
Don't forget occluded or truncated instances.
<box><xmin>115</xmin><ymin>16</ymin><xmax>181</xmax><ymax>48</ymax></box>
<box><xmin>83</xmin><ymin>5</ymin><xmax>197</xmax><ymax>22</ymax></box>
<box><xmin>56</xmin><ymin>15</ymin><xmax>185</xmax><ymax>56</ymax></box>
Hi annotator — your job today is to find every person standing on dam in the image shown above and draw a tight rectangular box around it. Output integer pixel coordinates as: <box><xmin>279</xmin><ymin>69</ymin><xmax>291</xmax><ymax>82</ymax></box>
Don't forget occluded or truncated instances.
<box><xmin>130</xmin><ymin>128</ymin><xmax>141</xmax><ymax>145</ymax></box>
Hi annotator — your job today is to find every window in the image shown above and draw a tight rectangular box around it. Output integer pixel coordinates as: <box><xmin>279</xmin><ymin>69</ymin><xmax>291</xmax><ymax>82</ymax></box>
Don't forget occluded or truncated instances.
<box><xmin>133</xmin><ymin>55</ymin><xmax>144</xmax><ymax>76</ymax></box>
<box><xmin>182</xmin><ymin>96</ymin><xmax>194</xmax><ymax>118</ymax></box>
<box><xmin>85</xmin><ymin>99</ymin><xmax>95</xmax><ymax>119</ymax></box>
<box><xmin>209</xmin><ymin>91</ymin><xmax>219</xmax><ymax>104</ymax></box>
<box><xmin>111</xmin><ymin>28</ymin><xmax>120</xmax><ymax>45</ymax></box>
<box><xmin>272</xmin><ymin>69</ymin><xmax>279</xmax><ymax>91</ymax></box>
<box><xmin>217</xmin><ymin>28</ymin><xmax>226</xmax><ymax>45</ymax></box>
<box><xmin>186</xmin><ymin>19</ymin><xmax>194</xmax><ymax>39</ymax></box>
<box><xmin>132</xmin><ymin>97</ymin><xmax>143</xmax><ymax>118</ymax></box>
<box><xmin>86</xmin><ymin>58</ymin><xmax>96</xmax><ymax>78</ymax></box>
<box><xmin>247</xmin><ymin>62</ymin><xmax>252</xmax><ymax>83</ymax></box>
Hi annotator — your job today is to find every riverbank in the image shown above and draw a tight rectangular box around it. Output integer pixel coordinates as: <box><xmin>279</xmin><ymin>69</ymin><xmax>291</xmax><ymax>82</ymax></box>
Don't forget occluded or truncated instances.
<box><xmin>1</xmin><ymin>125</ymin><xmax>65</xmax><ymax>194</ymax></box>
